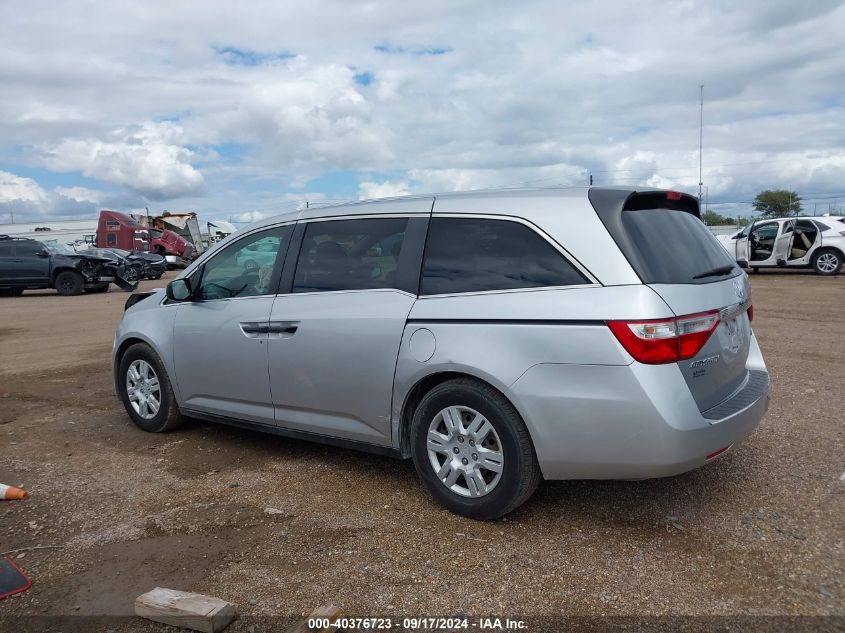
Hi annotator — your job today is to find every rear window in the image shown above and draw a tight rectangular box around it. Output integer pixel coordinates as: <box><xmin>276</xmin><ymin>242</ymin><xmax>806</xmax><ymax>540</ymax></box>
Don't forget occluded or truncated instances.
<box><xmin>620</xmin><ymin>209</ymin><xmax>739</xmax><ymax>284</ymax></box>
<box><xmin>421</xmin><ymin>217</ymin><xmax>587</xmax><ymax>295</ymax></box>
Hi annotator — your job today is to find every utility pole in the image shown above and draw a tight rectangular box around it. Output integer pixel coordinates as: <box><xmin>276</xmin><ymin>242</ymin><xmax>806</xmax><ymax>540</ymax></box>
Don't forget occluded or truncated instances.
<box><xmin>589</xmin><ymin>174</ymin><xmax>593</xmax><ymax>186</ymax></box>
<box><xmin>698</xmin><ymin>84</ymin><xmax>704</xmax><ymax>205</ymax></box>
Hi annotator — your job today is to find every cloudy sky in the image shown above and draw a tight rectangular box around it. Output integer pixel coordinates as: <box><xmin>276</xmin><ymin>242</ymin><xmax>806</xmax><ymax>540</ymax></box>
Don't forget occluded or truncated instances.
<box><xmin>1</xmin><ymin>0</ymin><xmax>845</xmax><ymax>225</ymax></box>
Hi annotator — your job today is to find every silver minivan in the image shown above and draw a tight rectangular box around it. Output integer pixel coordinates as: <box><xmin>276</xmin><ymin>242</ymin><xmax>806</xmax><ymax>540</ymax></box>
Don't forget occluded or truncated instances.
<box><xmin>113</xmin><ymin>187</ymin><xmax>770</xmax><ymax>519</ymax></box>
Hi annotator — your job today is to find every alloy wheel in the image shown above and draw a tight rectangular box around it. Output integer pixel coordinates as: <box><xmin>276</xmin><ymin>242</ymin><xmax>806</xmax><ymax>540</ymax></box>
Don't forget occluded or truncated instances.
<box><xmin>126</xmin><ymin>359</ymin><xmax>161</xmax><ymax>420</ymax></box>
<box><xmin>817</xmin><ymin>253</ymin><xmax>839</xmax><ymax>273</ymax></box>
<box><xmin>426</xmin><ymin>405</ymin><xmax>504</xmax><ymax>498</ymax></box>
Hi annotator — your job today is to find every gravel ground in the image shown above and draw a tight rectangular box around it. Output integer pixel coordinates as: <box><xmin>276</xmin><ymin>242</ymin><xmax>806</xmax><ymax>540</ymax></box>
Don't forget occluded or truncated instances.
<box><xmin>0</xmin><ymin>270</ymin><xmax>843</xmax><ymax>632</ymax></box>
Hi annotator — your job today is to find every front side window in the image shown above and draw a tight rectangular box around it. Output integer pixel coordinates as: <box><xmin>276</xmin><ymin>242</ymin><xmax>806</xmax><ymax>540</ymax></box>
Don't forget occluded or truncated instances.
<box><xmin>293</xmin><ymin>217</ymin><xmax>409</xmax><ymax>293</ymax></box>
<box><xmin>197</xmin><ymin>225</ymin><xmax>292</xmax><ymax>300</ymax></box>
<box><xmin>752</xmin><ymin>222</ymin><xmax>779</xmax><ymax>241</ymax></box>
<box><xmin>420</xmin><ymin>217</ymin><xmax>587</xmax><ymax>295</ymax></box>
<box><xmin>14</xmin><ymin>241</ymin><xmax>42</xmax><ymax>257</ymax></box>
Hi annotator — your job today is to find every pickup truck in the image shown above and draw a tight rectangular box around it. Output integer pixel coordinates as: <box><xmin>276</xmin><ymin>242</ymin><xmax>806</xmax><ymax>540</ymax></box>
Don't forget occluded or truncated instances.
<box><xmin>0</xmin><ymin>236</ymin><xmax>138</xmax><ymax>296</ymax></box>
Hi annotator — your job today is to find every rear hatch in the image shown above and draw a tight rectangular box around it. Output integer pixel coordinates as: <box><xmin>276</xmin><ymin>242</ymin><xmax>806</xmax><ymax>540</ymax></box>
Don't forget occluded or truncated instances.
<box><xmin>590</xmin><ymin>189</ymin><xmax>752</xmax><ymax>412</ymax></box>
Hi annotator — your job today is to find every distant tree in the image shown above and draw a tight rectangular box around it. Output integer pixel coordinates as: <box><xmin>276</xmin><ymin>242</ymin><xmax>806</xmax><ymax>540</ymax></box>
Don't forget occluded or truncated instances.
<box><xmin>701</xmin><ymin>210</ymin><xmax>735</xmax><ymax>225</ymax></box>
<box><xmin>753</xmin><ymin>190</ymin><xmax>802</xmax><ymax>217</ymax></box>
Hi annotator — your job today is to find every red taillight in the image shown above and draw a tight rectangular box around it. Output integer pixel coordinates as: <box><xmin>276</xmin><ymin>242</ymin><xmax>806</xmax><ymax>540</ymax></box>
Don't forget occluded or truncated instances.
<box><xmin>747</xmin><ymin>304</ymin><xmax>754</xmax><ymax>322</ymax></box>
<box><xmin>666</xmin><ymin>191</ymin><xmax>682</xmax><ymax>200</ymax></box>
<box><xmin>607</xmin><ymin>310</ymin><xmax>720</xmax><ymax>364</ymax></box>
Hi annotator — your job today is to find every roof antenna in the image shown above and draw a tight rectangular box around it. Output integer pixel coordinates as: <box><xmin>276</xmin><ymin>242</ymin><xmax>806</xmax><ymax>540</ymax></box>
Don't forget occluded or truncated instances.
<box><xmin>698</xmin><ymin>84</ymin><xmax>704</xmax><ymax>205</ymax></box>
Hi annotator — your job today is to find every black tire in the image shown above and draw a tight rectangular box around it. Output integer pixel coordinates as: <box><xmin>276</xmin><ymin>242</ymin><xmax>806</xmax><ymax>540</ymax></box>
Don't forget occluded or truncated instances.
<box><xmin>123</xmin><ymin>266</ymin><xmax>140</xmax><ymax>283</ymax></box>
<box><xmin>410</xmin><ymin>378</ymin><xmax>541</xmax><ymax>520</ymax></box>
<box><xmin>117</xmin><ymin>343</ymin><xmax>184</xmax><ymax>433</ymax></box>
<box><xmin>150</xmin><ymin>274</ymin><xmax>163</xmax><ymax>280</ymax></box>
<box><xmin>54</xmin><ymin>270</ymin><xmax>83</xmax><ymax>296</ymax></box>
<box><xmin>812</xmin><ymin>249</ymin><xmax>843</xmax><ymax>276</ymax></box>
<box><xmin>84</xmin><ymin>283</ymin><xmax>110</xmax><ymax>293</ymax></box>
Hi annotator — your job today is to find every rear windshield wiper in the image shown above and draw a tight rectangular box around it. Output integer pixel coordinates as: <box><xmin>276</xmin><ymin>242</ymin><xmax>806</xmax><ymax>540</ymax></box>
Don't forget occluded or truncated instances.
<box><xmin>692</xmin><ymin>264</ymin><xmax>735</xmax><ymax>280</ymax></box>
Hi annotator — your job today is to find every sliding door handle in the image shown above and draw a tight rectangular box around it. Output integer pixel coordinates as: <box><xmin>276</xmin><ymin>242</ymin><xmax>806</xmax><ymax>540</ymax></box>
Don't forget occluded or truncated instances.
<box><xmin>239</xmin><ymin>322</ymin><xmax>269</xmax><ymax>338</ymax></box>
<box><xmin>268</xmin><ymin>321</ymin><xmax>299</xmax><ymax>336</ymax></box>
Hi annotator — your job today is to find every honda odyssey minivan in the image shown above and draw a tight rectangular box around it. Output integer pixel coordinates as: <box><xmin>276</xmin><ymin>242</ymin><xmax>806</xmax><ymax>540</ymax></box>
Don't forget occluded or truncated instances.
<box><xmin>113</xmin><ymin>187</ymin><xmax>770</xmax><ymax>519</ymax></box>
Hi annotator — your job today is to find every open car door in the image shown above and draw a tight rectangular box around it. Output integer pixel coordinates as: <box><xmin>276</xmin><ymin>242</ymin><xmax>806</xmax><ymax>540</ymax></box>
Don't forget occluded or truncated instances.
<box><xmin>735</xmin><ymin>226</ymin><xmax>751</xmax><ymax>263</ymax></box>
<box><xmin>772</xmin><ymin>220</ymin><xmax>794</xmax><ymax>265</ymax></box>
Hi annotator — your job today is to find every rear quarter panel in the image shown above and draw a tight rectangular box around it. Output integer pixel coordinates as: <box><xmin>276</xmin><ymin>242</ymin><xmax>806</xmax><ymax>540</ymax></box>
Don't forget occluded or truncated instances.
<box><xmin>391</xmin><ymin>285</ymin><xmax>673</xmax><ymax>447</ymax></box>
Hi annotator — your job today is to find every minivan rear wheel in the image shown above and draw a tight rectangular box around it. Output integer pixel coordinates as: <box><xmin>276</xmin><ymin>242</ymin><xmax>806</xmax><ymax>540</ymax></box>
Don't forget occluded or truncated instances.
<box><xmin>410</xmin><ymin>378</ymin><xmax>541</xmax><ymax>520</ymax></box>
<box><xmin>117</xmin><ymin>343</ymin><xmax>184</xmax><ymax>433</ymax></box>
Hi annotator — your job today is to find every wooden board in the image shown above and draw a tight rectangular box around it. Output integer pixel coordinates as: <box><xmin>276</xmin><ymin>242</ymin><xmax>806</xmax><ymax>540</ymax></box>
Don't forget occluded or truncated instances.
<box><xmin>286</xmin><ymin>604</ymin><xmax>342</xmax><ymax>633</ymax></box>
<box><xmin>134</xmin><ymin>587</ymin><xmax>237</xmax><ymax>633</ymax></box>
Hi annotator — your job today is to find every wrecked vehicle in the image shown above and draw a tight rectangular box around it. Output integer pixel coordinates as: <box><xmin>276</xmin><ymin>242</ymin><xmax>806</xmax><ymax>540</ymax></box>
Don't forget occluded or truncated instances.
<box><xmin>78</xmin><ymin>248</ymin><xmax>166</xmax><ymax>280</ymax></box>
<box><xmin>0</xmin><ymin>236</ymin><xmax>138</xmax><ymax>296</ymax></box>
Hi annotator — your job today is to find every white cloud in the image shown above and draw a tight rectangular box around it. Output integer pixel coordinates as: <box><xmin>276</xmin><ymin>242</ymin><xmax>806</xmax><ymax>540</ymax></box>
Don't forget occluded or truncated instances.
<box><xmin>0</xmin><ymin>171</ymin><xmax>47</xmax><ymax>203</ymax></box>
<box><xmin>0</xmin><ymin>1</ymin><xmax>844</xmax><ymax>219</ymax></box>
<box><xmin>358</xmin><ymin>180</ymin><xmax>411</xmax><ymax>199</ymax></box>
<box><xmin>40</xmin><ymin>123</ymin><xmax>203</xmax><ymax>200</ymax></box>
<box><xmin>54</xmin><ymin>186</ymin><xmax>103</xmax><ymax>203</ymax></box>
<box><xmin>231</xmin><ymin>210</ymin><xmax>272</xmax><ymax>223</ymax></box>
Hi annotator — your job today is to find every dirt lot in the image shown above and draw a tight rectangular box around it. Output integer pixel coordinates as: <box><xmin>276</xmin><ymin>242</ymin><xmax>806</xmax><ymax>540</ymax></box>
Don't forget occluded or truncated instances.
<box><xmin>1</xmin><ymin>270</ymin><xmax>843</xmax><ymax>631</ymax></box>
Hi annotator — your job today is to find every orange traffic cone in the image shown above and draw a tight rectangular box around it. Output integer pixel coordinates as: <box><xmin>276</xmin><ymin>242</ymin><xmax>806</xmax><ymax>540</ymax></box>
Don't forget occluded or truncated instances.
<box><xmin>0</xmin><ymin>483</ymin><xmax>28</xmax><ymax>500</ymax></box>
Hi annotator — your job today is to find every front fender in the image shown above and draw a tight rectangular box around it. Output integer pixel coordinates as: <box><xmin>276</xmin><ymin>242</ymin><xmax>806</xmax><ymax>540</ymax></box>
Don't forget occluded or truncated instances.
<box><xmin>112</xmin><ymin>297</ymin><xmax>179</xmax><ymax>401</ymax></box>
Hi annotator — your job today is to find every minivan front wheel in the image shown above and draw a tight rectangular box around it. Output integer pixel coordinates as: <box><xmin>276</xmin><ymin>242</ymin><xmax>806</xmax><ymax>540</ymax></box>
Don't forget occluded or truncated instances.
<box><xmin>117</xmin><ymin>343</ymin><xmax>184</xmax><ymax>433</ymax></box>
<box><xmin>410</xmin><ymin>378</ymin><xmax>541</xmax><ymax>520</ymax></box>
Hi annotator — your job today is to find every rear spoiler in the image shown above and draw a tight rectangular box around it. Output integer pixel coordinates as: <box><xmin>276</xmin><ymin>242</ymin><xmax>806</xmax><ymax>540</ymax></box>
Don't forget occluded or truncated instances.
<box><xmin>588</xmin><ymin>188</ymin><xmax>700</xmax><ymax>220</ymax></box>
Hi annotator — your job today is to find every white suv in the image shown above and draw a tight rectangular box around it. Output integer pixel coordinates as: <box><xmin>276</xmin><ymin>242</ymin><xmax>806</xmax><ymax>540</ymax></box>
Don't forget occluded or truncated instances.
<box><xmin>717</xmin><ymin>216</ymin><xmax>845</xmax><ymax>275</ymax></box>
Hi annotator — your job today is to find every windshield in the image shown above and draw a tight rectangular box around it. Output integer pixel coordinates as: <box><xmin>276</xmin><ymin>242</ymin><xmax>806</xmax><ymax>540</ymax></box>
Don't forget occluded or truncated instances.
<box><xmin>43</xmin><ymin>241</ymin><xmax>75</xmax><ymax>255</ymax></box>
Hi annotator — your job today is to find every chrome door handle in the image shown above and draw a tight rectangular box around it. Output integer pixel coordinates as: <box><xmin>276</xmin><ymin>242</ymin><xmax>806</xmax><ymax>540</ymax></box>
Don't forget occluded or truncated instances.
<box><xmin>268</xmin><ymin>321</ymin><xmax>299</xmax><ymax>337</ymax></box>
<box><xmin>239</xmin><ymin>322</ymin><xmax>269</xmax><ymax>338</ymax></box>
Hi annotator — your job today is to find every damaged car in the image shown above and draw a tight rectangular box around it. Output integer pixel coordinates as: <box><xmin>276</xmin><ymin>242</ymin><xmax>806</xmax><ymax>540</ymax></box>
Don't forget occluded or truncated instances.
<box><xmin>0</xmin><ymin>236</ymin><xmax>139</xmax><ymax>296</ymax></box>
<box><xmin>77</xmin><ymin>248</ymin><xmax>166</xmax><ymax>281</ymax></box>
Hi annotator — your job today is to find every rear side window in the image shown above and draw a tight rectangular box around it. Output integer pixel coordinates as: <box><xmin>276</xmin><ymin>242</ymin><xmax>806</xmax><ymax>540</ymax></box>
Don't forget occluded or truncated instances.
<box><xmin>420</xmin><ymin>217</ymin><xmax>587</xmax><ymax>295</ymax></box>
<box><xmin>293</xmin><ymin>217</ymin><xmax>409</xmax><ymax>293</ymax></box>
<box><xmin>620</xmin><ymin>209</ymin><xmax>739</xmax><ymax>284</ymax></box>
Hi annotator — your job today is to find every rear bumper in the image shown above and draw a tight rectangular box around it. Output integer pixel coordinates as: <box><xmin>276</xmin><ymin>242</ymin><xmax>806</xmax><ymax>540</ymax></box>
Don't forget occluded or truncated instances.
<box><xmin>510</xmin><ymin>354</ymin><xmax>769</xmax><ymax>480</ymax></box>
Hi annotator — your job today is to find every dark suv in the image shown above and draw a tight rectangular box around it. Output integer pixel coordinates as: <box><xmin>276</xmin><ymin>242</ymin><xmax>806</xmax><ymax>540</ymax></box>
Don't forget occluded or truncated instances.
<box><xmin>0</xmin><ymin>236</ymin><xmax>137</xmax><ymax>296</ymax></box>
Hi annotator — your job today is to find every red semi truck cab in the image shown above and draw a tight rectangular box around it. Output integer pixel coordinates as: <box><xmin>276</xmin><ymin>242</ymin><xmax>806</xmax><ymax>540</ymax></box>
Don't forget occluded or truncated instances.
<box><xmin>97</xmin><ymin>210</ymin><xmax>193</xmax><ymax>258</ymax></box>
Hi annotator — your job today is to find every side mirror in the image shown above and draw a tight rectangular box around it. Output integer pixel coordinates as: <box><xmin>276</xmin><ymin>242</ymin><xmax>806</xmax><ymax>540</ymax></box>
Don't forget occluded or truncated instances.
<box><xmin>166</xmin><ymin>278</ymin><xmax>192</xmax><ymax>301</ymax></box>
<box><xmin>36</xmin><ymin>250</ymin><xmax>49</xmax><ymax>257</ymax></box>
